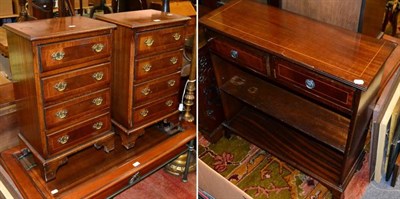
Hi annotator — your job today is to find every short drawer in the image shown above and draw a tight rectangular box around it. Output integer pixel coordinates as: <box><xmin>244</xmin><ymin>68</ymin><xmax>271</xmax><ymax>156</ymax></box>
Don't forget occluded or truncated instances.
<box><xmin>47</xmin><ymin>113</ymin><xmax>111</xmax><ymax>154</ymax></box>
<box><xmin>135</xmin><ymin>50</ymin><xmax>183</xmax><ymax>81</ymax></box>
<box><xmin>133</xmin><ymin>72</ymin><xmax>180</xmax><ymax>105</ymax></box>
<box><xmin>210</xmin><ymin>38</ymin><xmax>268</xmax><ymax>76</ymax></box>
<box><xmin>41</xmin><ymin>63</ymin><xmax>110</xmax><ymax>103</ymax></box>
<box><xmin>272</xmin><ymin>57</ymin><xmax>355</xmax><ymax>113</ymax></box>
<box><xmin>136</xmin><ymin>26</ymin><xmax>185</xmax><ymax>56</ymax></box>
<box><xmin>44</xmin><ymin>89</ymin><xmax>110</xmax><ymax>130</ymax></box>
<box><xmin>39</xmin><ymin>34</ymin><xmax>111</xmax><ymax>72</ymax></box>
<box><xmin>133</xmin><ymin>95</ymin><xmax>179</xmax><ymax>128</ymax></box>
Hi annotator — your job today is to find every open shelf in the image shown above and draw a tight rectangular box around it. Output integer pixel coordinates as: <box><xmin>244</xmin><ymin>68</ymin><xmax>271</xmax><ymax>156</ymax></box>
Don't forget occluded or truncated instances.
<box><xmin>220</xmin><ymin>71</ymin><xmax>350</xmax><ymax>153</ymax></box>
<box><xmin>224</xmin><ymin>107</ymin><xmax>343</xmax><ymax>184</ymax></box>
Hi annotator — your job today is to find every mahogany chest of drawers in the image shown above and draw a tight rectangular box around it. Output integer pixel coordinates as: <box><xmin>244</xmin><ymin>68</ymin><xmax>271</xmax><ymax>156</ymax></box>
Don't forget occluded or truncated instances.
<box><xmin>200</xmin><ymin>0</ymin><xmax>396</xmax><ymax>198</ymax></box>
<box><xmin>96</xmin><ymin>10</ymin><xmax>190</xmax><ymax>149</ymax></box>
<box><xmin>4</xmin><ymin>17</ymin><xmax>116</xmax><ymax>182</ymax></box>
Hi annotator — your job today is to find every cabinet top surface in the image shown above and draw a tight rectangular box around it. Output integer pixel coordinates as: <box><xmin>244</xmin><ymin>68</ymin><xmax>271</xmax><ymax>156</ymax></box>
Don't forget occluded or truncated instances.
<box><xmin>200</xmin><ymin>0</ymin><xmax>396</xmax><ymax>90</ymax></box>
<box><xmin>4</xmin><ymin>16</ymin><xmax>116</xmax><ymax>41</ymax></box>
<box><xmin>95</xmin><ymin>9</ymin><xmax>191</xmax><ymax>29</ymax></box>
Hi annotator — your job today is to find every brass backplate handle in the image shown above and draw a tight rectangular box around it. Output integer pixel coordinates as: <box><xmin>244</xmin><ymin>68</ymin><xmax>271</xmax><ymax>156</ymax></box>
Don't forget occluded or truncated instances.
<box><xmin>143</xmin><ymin>64</ymin><xmax>152</xmax><ymax>72</ymax></box>
<box><xmin>92</xmin><ymin>97</ymin><xmax>103</xmax><ymax>106</ymax></box>
<box><xmin>51</xmin><ymin>51</ymin><xmax>65</xmax><ymax>61</ymax></box>
<box><xmin>168</xmin><ymin>80</ymin><xmax>176</xmax><ymax>87</ymax></box>
<box><xmin>92</xmin><ymin>43</ymin><xmax>104</xmax><ymax>53</ymax></box>
<box><xmin>165</xmin><ymin>100</ymin><xmax>173</xmax><ymax>107</ymax></box>
<box><xmin>144</xmin><ymin>38</ymin><xmax>154</xmax><ymax>47</ymax></box>
<box><xmin>172</xmin><ymin>33</ymin><xmax>181</xmax><ymax>40</ymax></box>
<box><xmin>55</xmin><ymin>109</ymin><xmax>68</xmax><ymax>119</ymax></box>
<box><xmin>92</xmin><ymin>72</ymin><xmax>104</xmax><ymax>81</ymax></box>
<box><xmin>92</xmin><ymin>122</ymin><xmax>103</xmax><ymax>130</ymax></box>
<box><xmin>140</xmin><ymin>109</ymin><xmax>149</xmax><ymax>117</ymax></box>
<box><xmin>141</xmin><ymin>87</ymin><xmax>151</xmax><ymax>96</ymax></box>
<box><xmin>170</xmin><ymin>57</ymin><xmax>178</xmax><ymax>64</ymax></box>
<box><xmin>57</xmin><ymin>135</ymin><xmax>69</xmax><ymax>145</ymax></box>
<box><xmin>54</xmin><ymin>81</ymin><xmax>67</xmax><ymax>92</ymax></box>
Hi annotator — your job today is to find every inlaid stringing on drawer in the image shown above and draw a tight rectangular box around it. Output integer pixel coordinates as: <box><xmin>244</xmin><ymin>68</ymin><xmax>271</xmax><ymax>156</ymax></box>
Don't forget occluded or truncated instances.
<box><xmin>39</xmin><ymin>34</ymin><xmax>111</xmax><ymax>72</ymax></box>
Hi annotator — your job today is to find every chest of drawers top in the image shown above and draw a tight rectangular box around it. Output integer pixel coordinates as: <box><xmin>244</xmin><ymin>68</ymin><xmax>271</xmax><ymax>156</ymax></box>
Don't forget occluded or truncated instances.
<box><xmin>200</xmin><ymin>0</ymin><xmax>396</xmax><ymax>90</ymax></box>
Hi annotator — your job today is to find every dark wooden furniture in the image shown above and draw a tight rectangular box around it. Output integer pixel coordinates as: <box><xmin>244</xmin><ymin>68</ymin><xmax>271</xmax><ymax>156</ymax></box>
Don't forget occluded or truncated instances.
<box><xmin>200</xmin><ymin>0</ymin><xmax>396</xmax><ymax>198</ymax></box>
<box><xmin>96</xmin><ymin>10</ymin><xmax>190</xmax><ymax>149</ymax></box>
<box><xmin>4</xmin><ymin>17</ymin><xmax>116</xmax><ymax>182</ymax></box>
<box><xmin>392</xmin><ymin>152</ymin><xmax>400</xmax><ymax>186</ymax></box>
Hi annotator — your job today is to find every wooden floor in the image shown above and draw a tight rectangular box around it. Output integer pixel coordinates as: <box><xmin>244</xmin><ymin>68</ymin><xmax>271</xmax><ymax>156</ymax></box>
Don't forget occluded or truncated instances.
<box><xmin>116</xmin><ymin>169</ymin><xmax>196</xmax><ymax>199</ymax></box>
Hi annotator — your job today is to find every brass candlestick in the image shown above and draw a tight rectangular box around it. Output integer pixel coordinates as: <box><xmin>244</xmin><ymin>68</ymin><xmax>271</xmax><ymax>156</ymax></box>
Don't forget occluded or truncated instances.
<box><xmin>182</xmin><ymin>32</ymin><xmax>196</xmax><ymax>123</ymax></box>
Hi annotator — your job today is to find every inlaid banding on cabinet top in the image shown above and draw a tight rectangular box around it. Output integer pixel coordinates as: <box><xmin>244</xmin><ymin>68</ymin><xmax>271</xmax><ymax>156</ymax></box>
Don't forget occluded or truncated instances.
<box><xmin>201</xmin><ymin>0</ymin><xmax>396</xmax><ymax>90</ymax></box>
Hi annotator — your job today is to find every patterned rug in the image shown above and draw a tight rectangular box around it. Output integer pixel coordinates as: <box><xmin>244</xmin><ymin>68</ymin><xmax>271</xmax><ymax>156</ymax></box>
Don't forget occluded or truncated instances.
<box><xmin>198</xmin><ymin>134</ymin><xmax>332</xmax><ymax>199</ymax></box>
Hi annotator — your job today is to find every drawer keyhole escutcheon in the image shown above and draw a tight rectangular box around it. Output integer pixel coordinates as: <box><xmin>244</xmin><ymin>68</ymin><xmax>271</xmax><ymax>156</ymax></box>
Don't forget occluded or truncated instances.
<box><xmin>172</xmin><ymin>33</ymin><xmax>181</xmax><ymax>40</ymax></box>
<box><xmin>165</xmin><ymin>100</ymin><xmax>174</xmax><ymax>107</ymax></box>
<box><xmin>51</xmin><ymin>51</ymin><xmax>65</xmax><ymax>61</ymax></box>
<box><xmin>305</xmin><ymin>79</ymin><xmax>315</xmax><ymax>89</ymax></box>
<box><xmin>92</xmin><ymin>43</ymin><xmax>104</xmax><ymax>53</ymax></box>
<box><xmin>57</xmin><ymin>135</ymin><xmax>69</xmax><ymax>145</ymax></box>
<box><xmin>140</xmin><ymin>109</ymin><xmax>149</xmax><ymax>117</ymax></box>
<box><xmin>141</xmin><ymin>87</ymin><xmax>151</xmax><ymax>95</ymax></box>
<box><xmin>230</xmin><ymin>50</ymin><xmax>238</xmax><ymax>59</ymax></box>
<box><xmin>168</xmin><ymin>80</ymin><xmax>176</xmax><ymax>87</ymax></box>
<box><xmin>143</xmin><ymin>64</ymin><xmax>152</xmax><ymax>72</ymax></box>
<box><xmin>92</xmin><ymin>72</ymin><xmax>104</xmax><ymax>81</ymax></box>
<box><xmin>55</xmin><ymin>110</ymin><xmax>68</xmax><ymax>119</ymax></box>
<box><xmin>144</xmin><ymin>38</ymin><xmax>154</xmax><ymax>47</ymax></box>
<box><xmin>54</xmin><ymin>82</ymin><xmax>67</xmax><ymax>92</ymax></box>
<box><xmin>92</xmin><ymin>97</ymin><xmax>103</xmax><ymax>106</ymax></box>
<box><xmin>92</xmin><ymin>122</ymin><xmax>103</xmax><ymax>130</ymax></box>
<box><xmin>170</xmin><ymin>57</ymin><xmax>178</xmax><ymax>64</ymax></box>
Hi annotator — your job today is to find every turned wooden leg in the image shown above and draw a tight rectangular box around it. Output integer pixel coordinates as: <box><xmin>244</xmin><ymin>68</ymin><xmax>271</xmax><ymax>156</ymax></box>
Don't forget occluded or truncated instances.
<box><xmin>118</xmin><ymin>129</ymin><xmax>145</xmax><ymax>150</ymax></box>
<box><xmin>94</xmin><ymin>135</ymin><xmax>115</xmax><ymax>153</ymax></box>
<box><xmin>42</xmin><ymin>156</ymin><xmax>68</xmax><ymax>182</ymax></box>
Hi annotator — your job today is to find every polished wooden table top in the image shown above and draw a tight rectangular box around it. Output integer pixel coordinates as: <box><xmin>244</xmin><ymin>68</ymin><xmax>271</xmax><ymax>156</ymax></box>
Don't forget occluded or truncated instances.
<box><xmin>200</xmin><ymin>0</ymin><xmax>396</xmax><ymax>90</ymax></box>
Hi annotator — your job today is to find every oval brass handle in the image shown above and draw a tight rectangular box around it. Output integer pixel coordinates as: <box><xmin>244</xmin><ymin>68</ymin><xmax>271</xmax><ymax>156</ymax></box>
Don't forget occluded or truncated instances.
<box><xmin>172</xmin><ymin>33</ymin><xmax>181</xmax><ymax>40</ymax></box>
<box><xmin>92</xmin><ymin>72</ymin><xmax>104</xmax><ymax>81</ymax></box>
<box><xmin>54</xmin><ymin>82</ymin><xmax>67</xmax><ymax>92</ymax></box>
<box><xmin>55</xmin><ymin>109</ymin><xmax>68</xmax><ymax>119</ymax></box>
<box><xmin>57</xmin><ymin>135</ymin><xmax>69</xmax><ymax>145</ymax></box>
<box><xmin>92</xmin><ymin>97</ymin><xmax>103</xmax><ymax>106</ymax></box>
<box><xmin>92</xmin><ymin>122</ymin><xmax>103</xmax><ymax>130</ymax></box>
<box><xmin>165</xmin><ymin>100</ymin><xmax>173</xmax><ymax>107</ymax></box>
<box><xmin>141</xmin><ymin>87</ymin><xmax>151</xmax><ymax>96</ymax></box>
<box><xmin>168</xmin><ymin>80</ymin><xmax>176</xmax><ymax>87</ymax></box>
<box><xmin>140</xmin><ymin>109</ymin><xmax>149</xmax><ymax>117</ymax></box>
<box><xmin>144</xmin><ymin>38</ymin><xmax>154</xmax><ymax>47</ymax></box>
<box><xmin>92</xmin><ymin>43</ymin><xmax>104</xmax><ymax>53</ymax></box>
<box><xmin>230</xmin><ymin>50</ymin><xmax>238</xmax><ymax>59</ymax></box>
<box><xmin>170</xmin><ymin>57</ymin><xmax>178</xmax><ymax>64</ymax></box>
<box><xmin>305</xmin><ymin>79</ymin><xmax>315</xmax><ymax>89</ymax></box>
<box><xmin>143</xmin><ymin>64</ymin><xmax>152</xmax><ymax>72</ymax></box>
<box><xmin>51</xmin><ymin>51</ymin><xmax>65</xmax><ymax>61</ymax></box>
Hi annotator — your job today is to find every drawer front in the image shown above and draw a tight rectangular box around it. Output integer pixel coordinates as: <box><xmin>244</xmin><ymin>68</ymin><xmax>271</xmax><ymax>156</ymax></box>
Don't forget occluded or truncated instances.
<box><xmin>210</xmin><ymin>38</ymin><xmax>267</xmax><ymax>75</ymax></box>
<box><xmin>133</xmin><ymin>72</ymin><xmax>180</xmax><ymax>105</ymax></box>
<box><xmin>44</xmin><ymin>89</ymin><xmax>110</xmax><ymax>129</ymax></box>
<box><xmin>42</xmin><ymin>63</ymin><xmax>110</xmax><ymax>102</ymax></box>
<box><xmin>135</xmin><ymin>50</ymin><xmax>183</xmax><ymax>81</ymax></box>
<box><xmin>272</xmin><ymin>57</ymin><xmax>355</xmax><ymax>113</ymax></box>
<box><xmin>47</xmin><ymin>113</ymin><xmax>111</xmax><ymax>154</ymax></box>
<box><xmin>136</xmin><ymin>26</ymin><xmax>185</xmax><ymax>56</ymax></box>
<box><xmin>133</xmin><ymin>95</ymin><xmax>179</xmax><ymax>127</ymax></box>
<box><xmin>39</xmin><ymin>35</ymin><xmax>111</xmax><ymax>72</ymax></box>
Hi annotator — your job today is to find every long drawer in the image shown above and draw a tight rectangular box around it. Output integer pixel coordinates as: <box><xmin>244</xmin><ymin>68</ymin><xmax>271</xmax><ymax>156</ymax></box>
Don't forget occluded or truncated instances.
<box><xmin>41</xmin><ymin>62</ymin><xmax>110</xmax><ymax>103</ymax></box>
<box><xmin>39</xmin><ymin>34</ymin><xmax>111</xmax><ymax>72</ymax></box>
<box><xmin>44</xmin><ymin>89</ymin><xmax>110</xmax><ymax>130</ymax></box>
<box><xmin>47</xmin><ymin>112</ymin><xmax>111</xmax><ymax>154</ymax></box>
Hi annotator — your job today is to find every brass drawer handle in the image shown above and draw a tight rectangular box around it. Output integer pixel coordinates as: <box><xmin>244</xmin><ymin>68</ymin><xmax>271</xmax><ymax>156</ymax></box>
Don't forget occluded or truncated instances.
<box><xmin>92</xmin><ymin>122</ymin><xmax>103</xmax><ymax>130</ymax></box>
<box><xmin>57</xmin><ymin>135</ymin><xmax>69</xmax><ymax>145</ymax></box>
<box><xmin>172</xmin><ymin>33</ymin><xmax>181</xmax><ymax>40</ymax></box>
<box><xmin>143</xmin><ymin>64</ymin><xmax>152</xmax><ymax>72</ymax></box>
<box><xmin>144</xmin><ymin>38</ymin><xmax>154</xmax><ymax>47</ymax></box>
<box><xmin>92</xmin><ymin>97</ymin><xmax>103</xmax><ymax>106</ymax></box>
<box><xmin>141</xmin><ymin>87</ymin><xmax>151</xmax><ymax>96</ymax></box>
<box><xmin>55</xmin><ymin>109</ymin><xmax>68</xmax><ymax>119</ymax></box>
<box><xmin>305</xmin><ymin>79</ymin><xmax>315</xmax><ymax>89</ymax></box>
<box><xmin>54</xmin><ymin>81</ymin><xmax>67</xmax><ymax>92</ymax></box>
<box><xmin>165</xmin><ymin>100</ymin><xmax>173</xmax><ymax>107</ymax></box>
<box><xmin>170</xmin><ymin>57</ymin><xmax>178</xmax><ymax>64</ymax></box>
<box><xmin>168</xmin><ymin>80</ymin><xmax>176</xmax><ymax>87</ymax></box>
<box><xmin>92</xmin><ymin>72</ymin><xmax>104</xmax><ymax>81</ymax></box>
<box><xmin>230</xmin><ymin>50</ymin><xmax>238</xmax><ymax>59</ymax></box>
<box><xmin>140</xmin><ymin>109</ymin><xmax>149</xmax><ymax>117</ymax></box>
<box><xmin>51</xmin><ymin>51</ymin><xmax>65</xmax><ymax>61</ymax></box>
<box><xmin>92</xmin><ymin>43</ymin><xmax>104</xmax><ymax>53</ymax></box>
